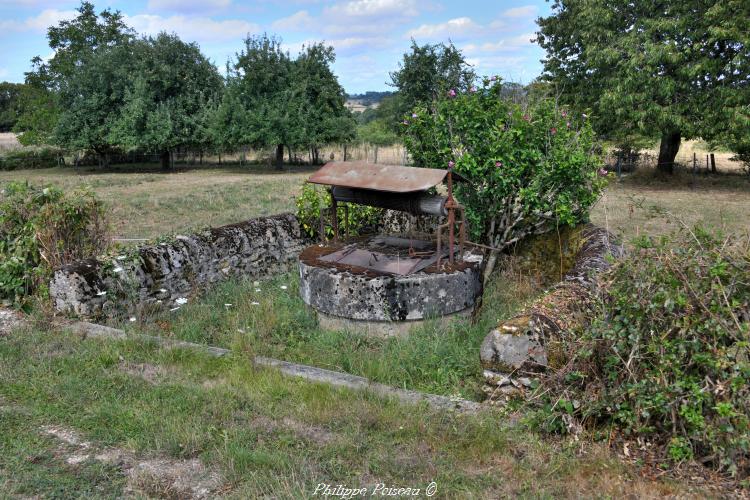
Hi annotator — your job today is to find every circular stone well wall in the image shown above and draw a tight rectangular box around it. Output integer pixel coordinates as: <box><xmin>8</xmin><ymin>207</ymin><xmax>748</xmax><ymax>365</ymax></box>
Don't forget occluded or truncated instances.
<box><xmin>299</xmin><ymin>243</ymin><xmax>483</xmax><ymax>337</ymax></box>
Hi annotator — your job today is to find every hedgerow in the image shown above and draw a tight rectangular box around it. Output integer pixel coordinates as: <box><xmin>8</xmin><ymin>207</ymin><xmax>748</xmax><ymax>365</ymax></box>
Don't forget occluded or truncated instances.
<box><xmin>537</xmin><ymin>228</ymin><xmax>750</xmax><ymax>479</ymax></box>
<box><xmin>0</xmin><ymin>182</ymin><xmax>108</xmax><ymax>306</ymax></box>
<box><xmin>0</xmin><ymin>146</ymin><xmax>62</xmax><ymax>170</ymax></box>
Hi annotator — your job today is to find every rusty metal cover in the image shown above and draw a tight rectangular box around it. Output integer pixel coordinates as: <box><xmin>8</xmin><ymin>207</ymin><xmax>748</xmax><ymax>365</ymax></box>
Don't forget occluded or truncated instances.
<box><xmin>307</xmin><ymin>161</ymin><xmax>449</xmax><ymax>193</ymax></box>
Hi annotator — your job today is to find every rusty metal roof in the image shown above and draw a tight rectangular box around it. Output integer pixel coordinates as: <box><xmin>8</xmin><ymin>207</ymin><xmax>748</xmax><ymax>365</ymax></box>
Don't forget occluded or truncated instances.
<box><xmin>307</xmin><ymin>161</ymin><xmax>450</xmax><ymax>193</ymax></box>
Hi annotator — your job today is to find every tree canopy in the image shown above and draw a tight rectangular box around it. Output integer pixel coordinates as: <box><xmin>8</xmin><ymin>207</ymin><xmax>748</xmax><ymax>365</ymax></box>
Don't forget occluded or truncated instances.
<box><xmin>0</xmin><ymin>83</ymin><xmax>24</xmax><ymax>133</ymax></box>
<box><xmin>219</xmin><ymin>34</ymin><xmax>354</xmax><ymax>169</ymax></box>
<box><xmin>537</xmin><ymin>0</ymin><xmax>750</xmax><ymax>173</ymax></box>
<box><xmin>389</xmin><ymin>40</ymin><xmax>476</xmax><ymax>123</ymax></box>
<box><xmin>14</xmin><ymin>1</ymin><xmax>134</xmax><ymax>147</ymax></box>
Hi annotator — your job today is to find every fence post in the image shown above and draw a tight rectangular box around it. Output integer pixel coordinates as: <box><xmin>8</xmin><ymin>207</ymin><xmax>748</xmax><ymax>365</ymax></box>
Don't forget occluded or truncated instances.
<box><xmin>706</xmin><ymin>154</ymin><xmax>709</xmax><ymax>173</ymax></box>
<box><xmin>710</xmin><ymin>153</ymin><xmax>717</xmax><ymax>173</ymax></box>
<box><xmin>693</xmin><ymin>152</ymin><xmax>697</xmax><ymax>175</ymax></box>
<box><xmin>616</xmin><ymin>154</ymin><xmax>621</xmax><ymax>178</ymax></box>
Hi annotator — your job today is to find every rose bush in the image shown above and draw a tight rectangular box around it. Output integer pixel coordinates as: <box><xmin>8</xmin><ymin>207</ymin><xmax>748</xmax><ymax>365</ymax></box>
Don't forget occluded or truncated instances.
<box><xmin>403</xmin><ymin>78</ymin><xmax>605</xmax><ymax>267</ymax></box>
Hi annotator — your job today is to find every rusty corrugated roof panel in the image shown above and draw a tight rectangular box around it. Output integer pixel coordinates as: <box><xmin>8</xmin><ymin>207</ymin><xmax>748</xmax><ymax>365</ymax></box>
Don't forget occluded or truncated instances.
<box><xmin>307</xmin><ymin>161</ymin><xmax>449</xmax><ymax>193</ymax></box>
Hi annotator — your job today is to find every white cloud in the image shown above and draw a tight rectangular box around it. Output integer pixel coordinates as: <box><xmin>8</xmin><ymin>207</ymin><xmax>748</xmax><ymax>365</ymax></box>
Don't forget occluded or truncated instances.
<box><xmin>271</xmin><ymin>10</ymin><xmax>315</xmax><ymax>31</ymax></box>
<box><xmin>326</xmin><ymin>0</ymin><xmax>420</xmax><ymax>19</ymax></box>
<box><xmin>502</xmin><ymin>5</ymin><xmax>538</xmax><ymax>18</ymax></box>
<box><xmin>125</xmin><ymin>14</ymin><xmax>259</xmax><ymax>43</ymax></box>
<box><xmin>147</xmin><ymin>0</ymin><xmax>232</xmax><ymax>14</ymax></box>
<box><xmin>406</xmin><ymin>17</ymin><xmax>483</xmax><ymax>40</ymax></box>
<box><xmin>466</xmin><ymin>33</ymin><xmax>537</xmax><ymax>53</ymax></box>
<box><xmin>0</xmin><ymin>9</ymin><xmax>77</xmax><ymax>33</ymax></box>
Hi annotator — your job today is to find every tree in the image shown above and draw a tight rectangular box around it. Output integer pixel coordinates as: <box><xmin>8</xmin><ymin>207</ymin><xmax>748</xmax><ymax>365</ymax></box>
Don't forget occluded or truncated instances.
<box><xmin>403</xmin><ymin>79</ymin><xmax>605</xmax><ymax>278</ymax></box>
<box><xmin>15</xmin><ymin>1</ymin><xmax>134</xmax><ymax>145</ymax></box>
<box><xmin>295</xmin><ymin>43</ymin><xmax>356</xmax><ymax>164</ymax></box>
<box><xmin>0</xmin><ymin>83</ymin><xmax>24</xmax><ymax>132</ymax></box>
<box><xmin>54</xmin><ymin>40</ymin><xmax>130</xmax><ymax>163</ymax></box>
<box><xmin>357</xmin><ymin>120</ymin><xmax>397</xmax><ymax>163</ymax></box>
<box><xmin>107</xmin><ymin>34</ymin><xmax>223</xmax><ymax>169</ymax></box>
<box><xmin>220</xmin><ymin>34</ymin><xmax>298</xmax><ymax>170</ymax></box>
<box><xmin>389</xmin><ymin>40</ymin><xmax>475</xmax><ymax>122</ymax></box>
<box><xmin>537</xmin><ymin>0</ymin><xmax>750</xmax><ymax>174</ymax></box>
<box><xmin>219</xmin><ymin>35</ymin><xmax>354</xmax><ymax>169</ymax></box>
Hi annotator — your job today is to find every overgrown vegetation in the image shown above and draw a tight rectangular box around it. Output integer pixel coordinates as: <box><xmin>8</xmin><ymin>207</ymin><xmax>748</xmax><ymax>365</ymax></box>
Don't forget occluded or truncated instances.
<box><xmin>536</xmin><ymin>228</ymin><xmax>750</xmax><ymax>479</ymax></box>
<box><xmin>295</xmin><ymin>182</ymin><xmax>381</xmax><ymax>239</ymax></box>
<box><xmin>404</xmin><ymin>78</ymin><xmax>605</xmax><ymax>277</ymax></box>
<box><xmin>0</xmin><ymin>181</ymin><xmax>107</xmax><ymax>305</ymax></box>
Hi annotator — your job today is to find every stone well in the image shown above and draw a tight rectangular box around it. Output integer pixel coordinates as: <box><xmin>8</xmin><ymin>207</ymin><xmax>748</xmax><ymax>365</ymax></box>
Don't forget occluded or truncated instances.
<box><xmin>299</xmin><ymin>236</ymin><xmax>483</xmax><ymax>337</ymax></box>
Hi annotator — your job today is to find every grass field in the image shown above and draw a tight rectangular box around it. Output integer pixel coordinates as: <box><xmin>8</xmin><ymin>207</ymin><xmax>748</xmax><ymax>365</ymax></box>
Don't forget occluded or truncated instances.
<box><xmin>0</xmin><ymin>164</ymin><xmax>314</xmax><ymax>240</ymax></box>
<box><xmin>0</xmin><ymin>322</ymin><xmax>716</xmax><ymax>497</ymax></box>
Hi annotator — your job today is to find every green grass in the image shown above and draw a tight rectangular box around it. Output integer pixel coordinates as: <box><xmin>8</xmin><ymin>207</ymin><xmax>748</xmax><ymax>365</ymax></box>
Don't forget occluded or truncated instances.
<box><xmin>121</xmin><ymin>268</ymin><xmax>539</xmax><ymax>402</ymax></box>
<box><xmin>0</xmin><ymin>323</ymin><xmax>703</xmax><ymax>497</ymax></box>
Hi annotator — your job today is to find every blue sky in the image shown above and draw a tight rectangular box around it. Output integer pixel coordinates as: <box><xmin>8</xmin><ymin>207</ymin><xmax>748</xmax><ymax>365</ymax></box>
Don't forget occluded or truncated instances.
<box><xmin>0</xmin><ymin>0</ymin><xmax>551</xmax><ymax>93</ymax></box>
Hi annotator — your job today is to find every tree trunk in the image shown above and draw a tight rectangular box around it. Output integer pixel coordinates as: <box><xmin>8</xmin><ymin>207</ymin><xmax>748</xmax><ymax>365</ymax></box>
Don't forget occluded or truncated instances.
<box><xmin>657</xmin><ymin>131</ymin><xmax>681</xmax><ymax>175</ymax></box>
<box><xmin>287</xmin><ymin>145</ymin><xmax>293</xmax><ymax>164</ymax></box>
<box><xmin>343</xmin><ymin>144</ymin><xmax>348</xmax><ymax>161</ymax></box>
<box><xmin>275</xmin><ymin>144</ymin><xmax>284</xmax><ymax>170</ymax></box>
<box><xmin>160</xmin><ymin>150</ymin><xmax>171</xmax><ymax>170</ymax></box>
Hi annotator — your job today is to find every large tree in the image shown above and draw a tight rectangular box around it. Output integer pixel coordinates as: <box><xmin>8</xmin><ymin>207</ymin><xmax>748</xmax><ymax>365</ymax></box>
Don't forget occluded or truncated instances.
<box><xmin>107</xmin><ymin>34</ymin><xmax>223</xmax><ymax>169</ymax></box>
<box><xmin>14</xmin><ymin>1</ymin><xmax>134</xmax><ymax>146</ymax></box>
<box><xmin>295</xmin><ymin>43</ymin><xmax>356</xmax><ymax>164</ymax></box>
<box><xmin>537</xmin><ymin>0</ymin><xmax>750</xmax><ymax>174</ymax></box>
<box><xmin>219</xmin><ymin>35</ymin><xmax>299</xmax><ymax>169</ymax></box>
<box><xmin>219</xmin><ymin>35</ymin><xmax>353</xmax><ymax>169</ymax></box>
<box><xmin>389</xmin><ymin>40</ymin><xmax>475</xmax><ymax>124</ymax></box>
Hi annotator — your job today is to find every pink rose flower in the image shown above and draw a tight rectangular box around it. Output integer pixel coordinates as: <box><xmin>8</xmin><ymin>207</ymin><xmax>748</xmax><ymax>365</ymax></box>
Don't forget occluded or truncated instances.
<box><xmin>566</xmin><ymin>121</ymin><xmax>571</xmax><ymax>128</ymax></box>
<box><xmin>448</xmin><ymin>160</ymin><xmax>455</xmax><ymax>168</ymax></box>
<box><xmin>469</xmin><ymin>86</ymin><xmax>477</xmax><ymax>93</ymax></box>
<box><xmin>561</xmin><ymin>110</ymin><xmax>567</xmax><ymax>118</ymax></box>
<box><xmin>448</xmin><ymin>89</ymin><xmax>456</xmax><ymax>97</ymax></box>
<box><xmin>411</xmin><ymin>113</ymin><xmax>418</xmax><ymax>118</ymax></box>
<box><xmin>495</xmin><ymin>161</ymin><xmax>503</xmax><ymax>168</ymax></box>
<box><xmin>550</xmin><ymin>127</ymin><xmax>557</xmax><ymax>134</ymax></box>
<box><xmin>523</xmin><ymin>114</ymin><xmax>530</xmax><ymax>121</ymax></box>
<box><xmin>490</xmin><ymin>75</ymin><xmax>497</xmax><ymax>81</ymax></box>
<box><xmin>598</xmin><ymin>168</ymin><xmax>608</xmax><ymax>176</ymax></box>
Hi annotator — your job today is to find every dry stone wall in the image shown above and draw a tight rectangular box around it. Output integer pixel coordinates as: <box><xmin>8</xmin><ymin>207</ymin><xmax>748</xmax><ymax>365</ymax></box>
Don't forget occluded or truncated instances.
<box><xmin>50</xmin><ymin>213</ymin><xmax>310</xmax><ymax>318</ymax></box>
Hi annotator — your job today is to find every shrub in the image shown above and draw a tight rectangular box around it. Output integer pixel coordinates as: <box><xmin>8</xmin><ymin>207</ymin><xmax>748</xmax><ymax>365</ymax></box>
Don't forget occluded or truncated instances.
<box><xmin>539</xmin><ymin>229</ymin><xmax>750</xmax><ymax>478</ymax></box>
<box><xmin>295</xmin><ymin>182</ymin><xmax>381</xmax><ymax>239</ymax></box>
<box><xmin>0</xmin><ymin>182</ymin><xmax>108</xmax><ymax>306</ymax></box>
<box><xmin>0</xmin><ymin>146</ymin><xmax>62</xmax><ymax>170</ymax></box>
<box><xmin>403</xmin><ymin>78</ymin><xmax>606</xmax><ymax>250</ymax></box>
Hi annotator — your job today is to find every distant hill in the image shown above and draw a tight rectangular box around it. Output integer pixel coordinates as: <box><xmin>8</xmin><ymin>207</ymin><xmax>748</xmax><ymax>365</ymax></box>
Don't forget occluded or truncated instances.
<box><xmin>345</xmin><ymin>91</ymin><xmax>395</xmax><ymax>107</ymax></box>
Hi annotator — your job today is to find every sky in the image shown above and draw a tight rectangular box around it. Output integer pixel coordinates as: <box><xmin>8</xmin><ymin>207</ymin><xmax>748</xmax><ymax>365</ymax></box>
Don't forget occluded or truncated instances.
<box><xmin>0</xmin><ymin>0</ymin><xmax>551</xmax><ymax>94</ymax></box>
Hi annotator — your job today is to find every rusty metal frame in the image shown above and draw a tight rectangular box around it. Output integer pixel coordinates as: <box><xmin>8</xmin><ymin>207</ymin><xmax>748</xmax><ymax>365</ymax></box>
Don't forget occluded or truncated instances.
<box><xmin>436</xmin><ymin>167</ymin><xmax>467</xmax><ymax>268</ymax></box>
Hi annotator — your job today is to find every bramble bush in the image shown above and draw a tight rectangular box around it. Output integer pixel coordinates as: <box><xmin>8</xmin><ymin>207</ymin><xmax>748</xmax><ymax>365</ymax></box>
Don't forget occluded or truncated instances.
<box><xmin>295</xmin><ymin>182</ymin><xmax>381</xmax><ymax>239</ymax></box>
<box><xmin>402</xmin><ymin>78</ymin><xmax>605</xmax><ymax>254</ymax></box>
<box><xmin>539</xmin><ymin>229</ymin><xmax>750</xmax><ymax>479</ymax></box>
<box><xmin>0</xmin><ymin>182</ymin><xmax>108</xmax><ymax>306</ymax></box>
